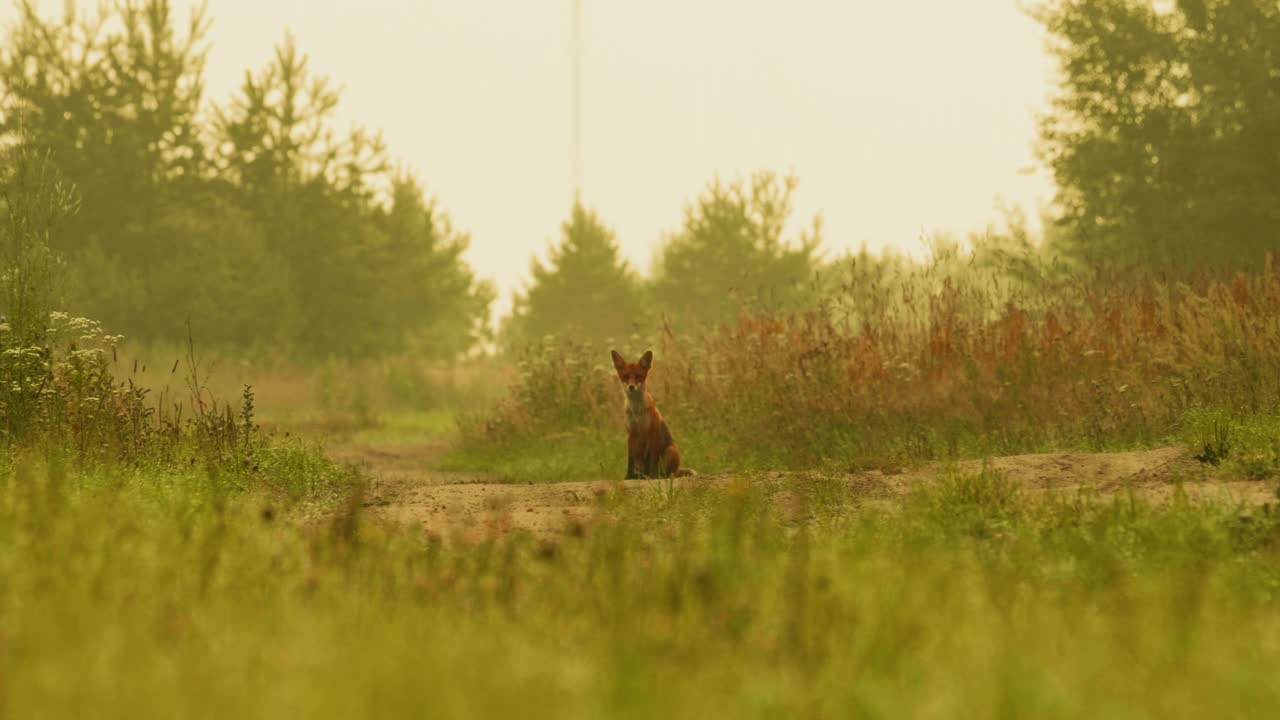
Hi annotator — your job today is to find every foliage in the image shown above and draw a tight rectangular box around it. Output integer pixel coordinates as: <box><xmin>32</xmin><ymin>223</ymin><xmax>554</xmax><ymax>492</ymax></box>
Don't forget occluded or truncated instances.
<box><xmin>379</xmin><ymin>176</ymin><xmax>496</xmax><ymax>359</ymax></box>
<box><xmin>0</xmin><ymin>2</ymin><xmax>491</xmax><ymax>359</ymax></box>
<box><xmin>0</xmin><ymin>125</ymin><xmax>328</xmax><ymax>488</ymax></box>
<box><xmin>0</xmin><ymin>0</ymin><xmax>209</xmax><ymax>259</ymax></box>
<box><xmin>136</xmin><ymin>186</ymin><xmax>296</xmax><ymax>346</ymax></box>
<box><xmin>5</xmin><ymin>460</ymin><xmax>1280</xmax><ymax>718</ymax></box>
<box><xmin>502</xmin><ymin>202</ymin><xmax>648</xmax><ymax>353</ymax></box>
<box><xmin>0</xmin><ymin>146</ymin><xmax>78</xmax><ymax>343</ymax></box>
<box><xmin>1181</xmin><ymin>407</ymin><xmax>1280</xmax><ymax>481</ymax></box>
<box><xmin>0</xmin><ymin>304</ymin><xmax>279</xmax><ymax>475</ymax></box>
<box><xmin>1033</xmin><ymin>0</ymin><xmax>1280</xmax><ymax>270</ymax></box>
<box><xmin>651</xmin><ymin>170</ymin><xmax>824</xmax><ymax>330</ymax></box>
<box><xmin>457</xmin><ymin>252</ymin><xmax>1280</xmax><ymax>479</ymax></box>
<box><xmin>817</xmin><ymin>208</ymin><xmax>1073</xmax><ymax>330</ymax></box>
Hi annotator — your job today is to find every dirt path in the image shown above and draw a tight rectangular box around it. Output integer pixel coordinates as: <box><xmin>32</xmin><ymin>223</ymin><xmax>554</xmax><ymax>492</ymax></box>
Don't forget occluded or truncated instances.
<box><xmin>329</xmin><ymin>443</ymin><xmax>1277</xmax><ymax>542</ymax></box>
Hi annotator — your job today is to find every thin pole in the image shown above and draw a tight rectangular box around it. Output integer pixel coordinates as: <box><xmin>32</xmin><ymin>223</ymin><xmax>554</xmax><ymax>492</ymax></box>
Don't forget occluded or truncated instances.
<box><xmin>571</xmin><ymin>0</ymin><xmax>583</xmax><ymax>202</ymax></box>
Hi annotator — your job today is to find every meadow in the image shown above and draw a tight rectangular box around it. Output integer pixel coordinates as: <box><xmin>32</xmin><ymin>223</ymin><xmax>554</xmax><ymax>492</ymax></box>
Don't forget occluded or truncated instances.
<box><xmin>4</xmin><ymin>449</ymin><xmax>1280</xmax><ymax>718</ymax></box>
<box><xmin>4</xmin><ymin>0</ymin><xmax>1280</xmax><ymax>714</ymax></box>
<box><xmin>3</xmin><ymin>253</ymin><xmax>1280</xmax><ymax>719</ymax></box>
<box><xmin>448</xmin><ymin>255</ymin><xmax>1280</xmax><ymax>483</ymax></box>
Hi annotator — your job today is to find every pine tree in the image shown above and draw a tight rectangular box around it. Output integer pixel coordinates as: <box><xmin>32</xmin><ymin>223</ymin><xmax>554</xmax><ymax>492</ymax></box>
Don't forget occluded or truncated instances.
<box><xmin>652</xmin><ymin>170</ymin><xmax>822</xmax><ymax>329</ymax></box>
<box><xmin>503</xmin><ymin>202</ymin><xmax>646</xmax><ymax>352</ymax></box>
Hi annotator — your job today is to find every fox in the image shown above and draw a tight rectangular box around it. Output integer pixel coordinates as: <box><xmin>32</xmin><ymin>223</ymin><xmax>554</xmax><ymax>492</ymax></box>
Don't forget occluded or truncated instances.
<box><xmin>610</xmin><ymin>349</ymin><xmax>696</xmax><ymax>480</ymax></box>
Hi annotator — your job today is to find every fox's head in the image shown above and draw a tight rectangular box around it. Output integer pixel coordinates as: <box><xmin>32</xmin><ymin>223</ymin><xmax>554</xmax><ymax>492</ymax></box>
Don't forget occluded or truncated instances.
<box><xmin>610</xmin><ymin>350</ymin><xmax>653</xmax><ymax>403</ymax></box>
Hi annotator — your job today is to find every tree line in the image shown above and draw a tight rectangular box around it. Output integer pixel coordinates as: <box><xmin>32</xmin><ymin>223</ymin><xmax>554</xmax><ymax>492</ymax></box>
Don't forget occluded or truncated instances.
<box><xmin>508</xmin><ymin>0</ymin><xmax>1280</xmax><ymax>351</ymax></box>
<box><xmin>1033</xmin><ymin>0</ymin><xmax>1280</xmax><ymax>270</ymax></box>
<box><xmin>502</xmin><ymin>170</ymin><xmax>825</xmax><ymax>353</ymax></box>
<box><xmin>3</xmin><ymin>0</ymin><xmax>1276</xmax><ymax>360</ymax></box>
<box><xmin>0</xmin><ymin>1</ymin><xmax>492</xmax><ymax>359</ymax></box>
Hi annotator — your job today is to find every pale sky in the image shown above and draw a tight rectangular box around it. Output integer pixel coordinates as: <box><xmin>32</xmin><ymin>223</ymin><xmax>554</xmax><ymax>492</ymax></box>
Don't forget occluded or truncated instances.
<box><xmin>9</xmin><ymin>1</ymin><xmax>1058</xmax><ymax>319</ymax></box>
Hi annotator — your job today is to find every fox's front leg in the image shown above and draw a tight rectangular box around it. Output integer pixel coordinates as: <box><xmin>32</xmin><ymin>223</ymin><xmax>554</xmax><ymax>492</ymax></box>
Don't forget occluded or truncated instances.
<box><xmin>625</xmin><ymin>448</ymin><xmax>638</xmax><ymax>480</ymax></box>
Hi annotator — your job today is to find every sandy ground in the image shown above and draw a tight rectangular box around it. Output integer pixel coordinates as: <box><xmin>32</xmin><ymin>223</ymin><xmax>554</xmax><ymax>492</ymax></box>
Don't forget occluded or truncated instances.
<box><xmin>327</xmin><ymin>442</ymin><xmax>1278</xmax><ymax>543</ymax></box>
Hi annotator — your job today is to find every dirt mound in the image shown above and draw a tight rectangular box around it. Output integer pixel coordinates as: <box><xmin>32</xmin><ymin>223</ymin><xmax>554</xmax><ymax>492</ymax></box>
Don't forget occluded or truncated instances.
<box><xmin>331</xmin><ymin>445</ymin><xmax>1276</xmax><ymax>543</ymax></box>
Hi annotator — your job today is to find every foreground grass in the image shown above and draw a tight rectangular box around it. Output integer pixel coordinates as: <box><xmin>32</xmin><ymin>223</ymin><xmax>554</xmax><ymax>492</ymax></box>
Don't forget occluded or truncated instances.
<box><xmin>4</xmin><ymin>452</ymin><xmax>1280</xmax><ymax>718</ymax></box>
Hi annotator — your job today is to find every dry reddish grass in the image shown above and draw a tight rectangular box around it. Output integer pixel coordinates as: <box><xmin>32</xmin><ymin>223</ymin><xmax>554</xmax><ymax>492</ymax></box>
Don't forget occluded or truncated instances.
<box><xmin>468</xmin><ymin>257</ymin><xmax>1280</xmax><ymax>469</ymax></box>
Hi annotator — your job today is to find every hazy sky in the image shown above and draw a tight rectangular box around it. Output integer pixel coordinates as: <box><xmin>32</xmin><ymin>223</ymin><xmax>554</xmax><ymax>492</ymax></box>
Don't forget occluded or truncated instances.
<box><xmin>10</xmin><ymin>1</ymin><xmax>1057</xmax><ymax>317</ymax></box>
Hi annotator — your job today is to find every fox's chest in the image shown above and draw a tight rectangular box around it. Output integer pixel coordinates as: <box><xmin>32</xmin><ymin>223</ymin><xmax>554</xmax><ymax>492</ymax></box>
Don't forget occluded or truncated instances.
<box><xmin>625</xmin><ymin>401</ymin><xmax>651</xmax><ymax>432</ymax></box>
<box><xmin>624</xmin><ymin>397</ymin><xmax>670</xmax><ymax>456</ymax></box>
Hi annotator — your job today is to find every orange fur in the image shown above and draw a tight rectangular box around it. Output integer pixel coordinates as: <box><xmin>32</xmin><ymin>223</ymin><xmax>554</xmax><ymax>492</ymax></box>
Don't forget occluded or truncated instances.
<box><xmin>610</xmin><ymin>350</ymin><xmax>696</xmax><ymax>479</ymax></box>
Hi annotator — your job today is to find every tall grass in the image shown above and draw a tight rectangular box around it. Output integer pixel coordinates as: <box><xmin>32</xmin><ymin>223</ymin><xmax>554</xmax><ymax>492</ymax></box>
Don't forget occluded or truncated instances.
<box><xmin>0</xmin><ymin>143</ymin><xmax>361</xmax><ymax>505</ymax></box>
<box><xmin>0</xmin><ymin>147</ymin><xmax>76</xmax><ymax>344</ymax></box>
<box><xmin>107</xmin><ymin>342</ymin><xmax>511</xmax><ymax>441</ymax></box>
<box><xmin>4</xmin><ymin>458</ymin><xmax>1280</xmax><ymax>719</ymax></box>
<box><xmin>455</xmin><ymin>255</ymin><xmax>1280</xmax><ymax>480</ymax></box>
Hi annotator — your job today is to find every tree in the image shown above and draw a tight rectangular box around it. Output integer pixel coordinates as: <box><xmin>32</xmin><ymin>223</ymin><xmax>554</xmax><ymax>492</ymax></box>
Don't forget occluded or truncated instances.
<box><xmin>503</xmin><ymin>202</ymin><xmax>647</xmax><ymax>352</ymax></box>
<box><xmin>1033</xmin><ymin>0</ymin><xmax>1280</xmax><ymax>270</ymax></box>
<box><xmin>213</xmin><ymin>33</ymin><xmax>386</xmax><ymax>200</ymax></box>
<box><xmin>211</xmin><ymin>34</ymin><xmax>405</xmax><ymax>356</ymax></box>
<box><xmin>0</xmin><ymin>1</ymin><xmax>210</xmax><ymax>258</ymax></box>
<box><xmin>213</xmin><ymin>37</ymin><xmax>493</xmax><ymax>358</ymax></box>
<box><xmin>141</xmin><ymin>184</ymin><xmax>297</xmax><ymax>347</ymax></box>
<box><xmin>378</xmin><ymin>175</ymin><xmax>495</xmax><ymax>359</ymax></box>
<box><xmin>0</xmin><ymin>1</ymin><xmax>212</xmax><ymax>332</ymax></box>
<box><xmin>651</xmin><ymin>170</ymin><xmax>822</xmax><ymax>328</ymax></box>
<box><xmin>0</xmin><ymin>4</ymin><xmax>493</xmax><ymax>359</ymax></box>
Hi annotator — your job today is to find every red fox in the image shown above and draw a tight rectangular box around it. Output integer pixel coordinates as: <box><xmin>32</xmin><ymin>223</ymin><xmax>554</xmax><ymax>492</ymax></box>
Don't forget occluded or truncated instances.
<box><xmin>610</xmin><ymin>349</ymin><xmax>695</xmax><ymax>480</ymax></box>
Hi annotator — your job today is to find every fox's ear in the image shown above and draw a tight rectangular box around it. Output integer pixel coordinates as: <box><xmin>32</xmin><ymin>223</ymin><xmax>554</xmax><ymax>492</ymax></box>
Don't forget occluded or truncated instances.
<box><xmin>610</xmin><ymin>350</ymin><xmax>626</xmax><ymax>373</ymax></box>
<box><xmin>639</xmin><ymin>350</ymin><xmax>653</xmax><ymax>371</ymax></box>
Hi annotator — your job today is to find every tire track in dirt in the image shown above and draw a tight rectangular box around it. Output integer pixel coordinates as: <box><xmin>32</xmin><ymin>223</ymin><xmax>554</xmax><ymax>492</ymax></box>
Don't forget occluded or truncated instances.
<box><xmin>328</xmin><ymin>443</ymin><xmax>1278</xmax><ymax>543</ymax></box>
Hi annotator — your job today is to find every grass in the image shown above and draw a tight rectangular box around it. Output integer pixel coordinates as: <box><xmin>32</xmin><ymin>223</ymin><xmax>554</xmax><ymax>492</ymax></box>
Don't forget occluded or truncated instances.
<box><xmin>439</xmin><ymin>421</ymin><xmax>892</xmax><ymax>484</ymax></box>
<box><xmin>4</xmin><ymin>454</ymin><xmax>1280</xmax><ymax>718</ymax></box>
<box><xmin>343</xmin><ymin>409</ymin><xmax>459</xmax><ymax>446</ymax></box>
<box><xmin>438</xmin><ymin>426</ymin><xmax>618</xmax><ymax>481</ymax></box>
<box><xmin>442</xmin><ymin>395</ymin><xmax>1280</xmax><ymax>486</ymax></box>
<box><xmin>5</xmin><ymin>170</ymin><xmax>1280</xmax><ymax>716</ymax></box>
<box><xmin>2</xmin><ymin>297</ymin><xmax>1279</xmax><ymax>717</ymax></box>
<box><xmin>1179</xmin><ymin>410</ymin><xmax>1280</xmax><ymax>481</ymax></box>
<box><xmin>99</xmin><ymin>343</ymin><xmax>507</xmax><ymax>441</ymax></box>
<box><xmin>451</xmin><ymin>259</ymin><xmax>1280</xmax><ymax>481</ymax></box>
<box><xmin>438</xmin><ymin>425</ymin><xmax>754</xmax><ymax>483</ymax></box>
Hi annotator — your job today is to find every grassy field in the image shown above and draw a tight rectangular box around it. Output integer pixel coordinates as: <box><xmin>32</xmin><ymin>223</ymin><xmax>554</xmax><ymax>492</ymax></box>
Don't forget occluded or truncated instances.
<box><xmin>4</xmin><ymin>2</ymin><xmax>1280</xmax><ymax>713</ymax></box>
<box><xmin>4</xmin><ymin>265</ymin><xmax>1280</xmax><ymax>719</ymax></box>
<box><xmin>4</xmin><ymin>451</ymin><xmax>1280</xmax><ymax>718</ymax></box>
<box><xmin>446</xmin><ymin>260</ymin><xmax>1280</xmax><ymax>483</ymax></box>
